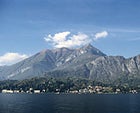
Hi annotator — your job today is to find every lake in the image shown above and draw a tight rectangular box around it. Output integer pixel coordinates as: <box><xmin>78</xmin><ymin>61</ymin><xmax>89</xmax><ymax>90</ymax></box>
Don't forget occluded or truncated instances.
<box><xmin>0</xmin><ymin>93</ymin><xmax>140</xmax><ymax>113</ymax></box>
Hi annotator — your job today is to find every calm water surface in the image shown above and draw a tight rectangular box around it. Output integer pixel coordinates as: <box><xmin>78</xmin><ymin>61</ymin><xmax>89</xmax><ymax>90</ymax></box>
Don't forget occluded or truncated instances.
<box><xmin>0</xmin><ymin>93</ymin><xmax>140</xmax><ymax>113</ymax></box>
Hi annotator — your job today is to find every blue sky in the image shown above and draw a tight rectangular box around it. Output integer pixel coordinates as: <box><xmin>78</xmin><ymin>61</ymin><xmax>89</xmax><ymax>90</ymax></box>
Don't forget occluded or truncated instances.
<box><xmin>0</xmin><ymin>0</ymin><xmax>140</xmax><ymax>65</ymax></box>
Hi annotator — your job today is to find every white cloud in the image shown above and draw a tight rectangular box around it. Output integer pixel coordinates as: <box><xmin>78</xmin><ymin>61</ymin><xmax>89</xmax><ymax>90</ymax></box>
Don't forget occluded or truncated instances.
<box><xmin>94</xmin><ymin>31</ymin><xmax>108</xmax><ymax>40</ymax></box>
<box><xmin>44</xmin><ymin>31</ymin><xmax>91</xmax><ymax>48</ymax></box>
<box><xmin>0</xmin><ymin>53</ymin><xmax>29</xmax><ymax>66</ymax></box>
<box><xmin>46</xmin><ymin>31</ymin><xmax>70</xmax><ymax>42</ymax></box>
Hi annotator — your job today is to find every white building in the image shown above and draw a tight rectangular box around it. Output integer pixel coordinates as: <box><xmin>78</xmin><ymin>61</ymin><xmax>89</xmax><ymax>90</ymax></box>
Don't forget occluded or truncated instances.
<box><xmin>14</xmin><ymin>90</ymin><xmax>20</xmax><ymax>93</ymax></box>
<box><xmin>2</xmin><ymin>89</ymin><xmax>13</xmax><ymax>93</ymax></box>
<box><xmin>34</xmin><ymin>90</ymin><xmax>40</xmax><ymax>93</ymax></box>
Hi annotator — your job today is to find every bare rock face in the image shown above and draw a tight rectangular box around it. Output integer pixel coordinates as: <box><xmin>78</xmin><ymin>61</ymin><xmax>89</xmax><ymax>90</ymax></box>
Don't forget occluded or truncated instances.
<box><xmin>125</xmin><ymin>55</ymin><xmax>140</xmax><ymax>75</ymax></box>
<box><xmin>0</xmin><ymin>44</ymin><xmax>140</xmax><ymax>84</ymax></box>
<box><xmin>87</xmin><ymin>56</ymin><xmax>127</xmax><ymax>81</ymax></box>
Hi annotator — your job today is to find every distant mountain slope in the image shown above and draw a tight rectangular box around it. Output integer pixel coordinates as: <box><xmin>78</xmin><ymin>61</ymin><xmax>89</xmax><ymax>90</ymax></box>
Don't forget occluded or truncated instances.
<box><xmin>0</xmin><ymin>44</ymin><xmax>140</xmax><ymax>83</ymax></box>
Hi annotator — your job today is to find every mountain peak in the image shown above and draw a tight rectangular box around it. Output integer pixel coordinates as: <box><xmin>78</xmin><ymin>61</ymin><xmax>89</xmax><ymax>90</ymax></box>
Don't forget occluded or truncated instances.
<box><xmin>83</xmin><ymin>43</ymin><xmax>93</xmax><ymax>48</ymax></box>
<box><xmin>79</xmin><ymin>44</ymin><xmax>106</xmax><ymax>56</ymax></box>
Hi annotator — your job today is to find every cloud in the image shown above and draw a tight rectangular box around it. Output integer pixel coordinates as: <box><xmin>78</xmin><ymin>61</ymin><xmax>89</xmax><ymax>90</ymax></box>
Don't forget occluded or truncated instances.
<box><xmin>94</xmin><ymin>31</ymin><xmax>108</xmax><ymax>40</ymax></box>
<box><xmin>0</xmin><ymin>53</ymin><xmax>29</xmax><ymax>66</ymax></box>
<box><xmin>44</xmin><ymin>31</ymin><xmax>109</xmax><ymax>48</ymax></box>
<box><xmin>44</xmin><ymin>31</ymin><xmax>91</xmax><ymax>48</ymax></box>
<box><xmin>45</xmin><ymin>31</ymin><xmax>70</xmax><ymax>43</ymax></box>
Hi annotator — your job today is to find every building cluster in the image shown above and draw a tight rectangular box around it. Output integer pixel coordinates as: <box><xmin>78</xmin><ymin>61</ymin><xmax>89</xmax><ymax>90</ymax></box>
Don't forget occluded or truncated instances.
<box><xmin>68</xmin><ymin>86</ymin><xmax>138</xmax><ymax>94</ymax></box>
<box><xmin>1</xmin><ymin>85</ymin><xmax>138</xmax><ymax>94</ymax></box>
<box><xmin>1</xmin><ymin>88</ymin><xmax>44</xmax><ymax>94</ymax></box>
<box><xmin>68</xmin><ymin>85</ymin><xmax>113</xmax><ymax>94</ymax></box>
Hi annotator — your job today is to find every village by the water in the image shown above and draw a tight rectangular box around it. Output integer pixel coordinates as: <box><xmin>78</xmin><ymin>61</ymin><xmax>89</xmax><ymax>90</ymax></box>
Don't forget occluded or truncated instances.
<box><xmin>1</xmin><ymin>85</ymin><xmax>138</xmax><ymax>94</ymax></box>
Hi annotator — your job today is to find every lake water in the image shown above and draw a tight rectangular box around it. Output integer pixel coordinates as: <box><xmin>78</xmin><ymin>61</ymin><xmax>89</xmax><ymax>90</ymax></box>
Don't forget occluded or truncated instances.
<box><xmin>0</xmin><ymin>93</ymin><xmax>140</xmax><ymax>113</ymax></box>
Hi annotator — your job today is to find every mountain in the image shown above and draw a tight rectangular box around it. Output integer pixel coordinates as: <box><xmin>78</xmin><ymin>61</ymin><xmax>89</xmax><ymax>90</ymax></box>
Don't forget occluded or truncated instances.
<box><xmin>0</xmin><ymin>44</ymin><xmax>140</xmax><ymax>84</ymax></box>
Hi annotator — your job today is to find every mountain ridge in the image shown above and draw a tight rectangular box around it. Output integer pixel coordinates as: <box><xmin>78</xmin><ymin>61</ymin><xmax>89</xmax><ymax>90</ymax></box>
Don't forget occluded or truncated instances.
<box><xmin>0</xmin><ymin>44</ymin><xmax>140</xmax><ymax>83</ymax></box>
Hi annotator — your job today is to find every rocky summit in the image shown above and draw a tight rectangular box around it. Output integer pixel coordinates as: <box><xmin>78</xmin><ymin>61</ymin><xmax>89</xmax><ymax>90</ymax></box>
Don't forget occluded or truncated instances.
<box><xmin>0</xmin><ymin>44</ymin><xmax>140</xmax><ymax>84</ymax></box>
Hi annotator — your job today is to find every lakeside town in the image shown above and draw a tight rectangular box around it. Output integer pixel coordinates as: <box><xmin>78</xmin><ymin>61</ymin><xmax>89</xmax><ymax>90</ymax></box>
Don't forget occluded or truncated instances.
<box><xmin>1</xmin><ymin>85</ymin><xmax>138</xmax><ymax>94</ymax></box>
<box><xmin>0</xmin><ymin>77</ymin><xmax>140</xmax><ymax>95</ymax></box>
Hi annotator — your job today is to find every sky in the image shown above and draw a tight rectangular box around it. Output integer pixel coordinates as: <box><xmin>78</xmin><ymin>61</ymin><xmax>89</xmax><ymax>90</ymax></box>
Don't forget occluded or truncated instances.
<box><xmin>0</xmin><ymin>0</ymin><xmax>140</xmax><ymax>65</ymax></box>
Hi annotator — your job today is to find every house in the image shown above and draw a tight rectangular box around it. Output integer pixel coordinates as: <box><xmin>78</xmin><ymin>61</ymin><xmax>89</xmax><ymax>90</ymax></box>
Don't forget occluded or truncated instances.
<box><xmin>70</xmin><ymin>90</ymin><xmax>78</xmax><ymax>94</ymax></box>
<box><xmin>115</xmin><ymin>88</ymin><xmax>121</xmax><ymax>93</ymax></box>
<box><xmin>34</xmin><ymin>90</ymin><xmax>41</xmax><ymax>93</ymax></box>
<box><xmin>2</xmin><ymin>89</ymin><xmax>13</xmax><ymax>93</ymax></box>
<box><xmin>14</xmin><ymin>90</ymin><xmax>20</xmax><ymax>93</ymax></box>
